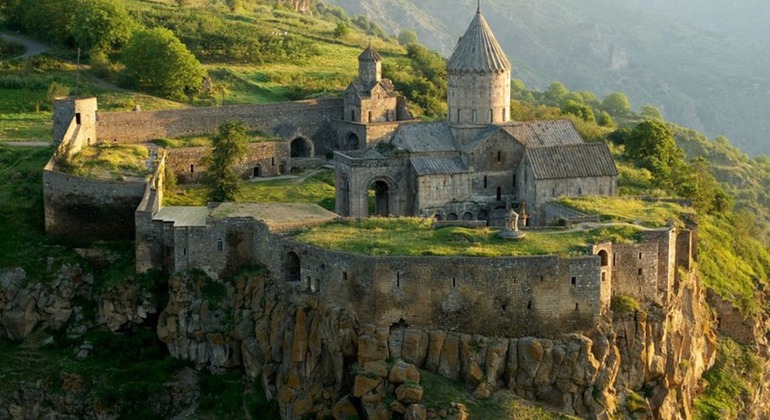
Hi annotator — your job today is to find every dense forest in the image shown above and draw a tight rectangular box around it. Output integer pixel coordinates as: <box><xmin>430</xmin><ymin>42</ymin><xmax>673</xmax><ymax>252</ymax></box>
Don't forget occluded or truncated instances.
<box><xmin>1</xmin><ymin>0</ymin><xmax>769</xmax><ymax>417</ymax></box>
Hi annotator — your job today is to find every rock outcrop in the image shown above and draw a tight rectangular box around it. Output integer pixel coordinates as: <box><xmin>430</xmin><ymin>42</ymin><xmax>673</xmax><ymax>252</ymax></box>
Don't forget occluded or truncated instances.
<box><xmin>155</xmin><ymin>265</ymin><xmax>717</xmax><ymax>419</ymax></box>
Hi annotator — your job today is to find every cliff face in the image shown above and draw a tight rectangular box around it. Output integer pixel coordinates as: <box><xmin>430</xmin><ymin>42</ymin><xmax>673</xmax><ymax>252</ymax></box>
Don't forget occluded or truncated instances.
<box><xmin>155</xmin><ymin>266</ymin><xmax>717</xmax><ymax>418</ymax></box>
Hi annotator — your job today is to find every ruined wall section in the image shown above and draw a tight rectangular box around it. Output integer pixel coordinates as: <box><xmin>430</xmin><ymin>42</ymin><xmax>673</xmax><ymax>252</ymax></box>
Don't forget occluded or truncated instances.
<box><xmin>96</xmin><ymin>99</ymin><xmax>343</xmax><ymax>154</ymax></box>
<box><xmin>165</xmin><ymin>142</ymin><xmax>291</xmax><ymax>184</ymax></box>
<box><xmin>43</xmin><ymin>169</ymin><xmax>147</xmax><ymax>240</ymax></box>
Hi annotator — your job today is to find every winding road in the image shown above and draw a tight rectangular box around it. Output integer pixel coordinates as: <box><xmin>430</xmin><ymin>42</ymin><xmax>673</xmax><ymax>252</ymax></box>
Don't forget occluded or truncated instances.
<box><xmin>0</xmin><ymin>33</ymin><xmax>50</xmax><ymax>60</ymax></box>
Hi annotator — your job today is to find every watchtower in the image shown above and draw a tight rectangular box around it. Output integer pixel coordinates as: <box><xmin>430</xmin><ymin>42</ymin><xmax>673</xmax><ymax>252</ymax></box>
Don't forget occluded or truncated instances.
<box><xmin>52</xmin><ymin>96</ymin><xmax>97</xmax><ymax>147</ymax></box>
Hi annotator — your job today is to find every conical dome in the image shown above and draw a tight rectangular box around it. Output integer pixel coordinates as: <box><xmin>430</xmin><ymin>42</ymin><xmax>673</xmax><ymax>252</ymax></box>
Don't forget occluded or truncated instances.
<box><xmin>358</xmin><ymin>45</ymin><xmax>382</xmax><ymax>62</ymax></box>
<box><xmin>447</xmin><ymin>11</ymin><xmax>511</xmax><ymax>73</ymax></box>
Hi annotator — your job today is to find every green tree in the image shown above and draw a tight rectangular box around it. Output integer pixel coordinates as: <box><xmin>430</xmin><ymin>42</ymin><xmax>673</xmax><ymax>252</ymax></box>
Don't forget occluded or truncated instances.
<box><xmin>333</xmin><ymin>22</ymin><xmax>350</xmax><ymax>38</ymax></box>
<box><xmin>562</xmin><ymin>99</ymin><xmax>596</xmax><ymax>123</ymax></box>
<box><xmin>544</xmin><ymin>82</ymin><xmax>569</xmax><ymax>106</ymax></box>
<box><xmin>120</xmin><ymin>28</ymin><xmax>206</xmax><ymax>99</ymax></box>
<box><xmin>72</xmin><ymin>0</ymin><xmax>135</xmax><ymax>54</ymax></box>
<box><xmin>204</xmin><ymin>121</ymin><xmax>248</xmax><ymax>203</ymax></box>
<box><xmin>397</xmin><ymin>29</ymin><xmax>418</xmax><ymax>46</ymax></box>
<box><xmin>602</xmin><ymin>92</ymin><xmax>632</xmax><ymax>117</ymax></box>
<box><xmin>640</xmin><ymin>104</ymin><xmax>664</xmax><ymax>121</ymax></box>
<box><xmin>625</xmin><ymin>119</ymin><xmax>686</xmax><ymax>190</ymax></box>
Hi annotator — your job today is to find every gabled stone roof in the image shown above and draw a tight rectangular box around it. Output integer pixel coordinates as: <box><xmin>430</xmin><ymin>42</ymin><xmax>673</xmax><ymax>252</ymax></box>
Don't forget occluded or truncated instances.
<box><xmin>526</xmin><ymin>143</ymin><xmax>618</xmax><ymax>180</ymax></box>
<box><xmin>447</xmin><ymin>11</ymin><xmax>511</xmax><ymax>73</ymax></box>
<box><xmin>411</xmin><ymin>156</ymin><xmax>469</xmax><ymax>176</ymax></box>
<box><xmin>347</xmin><ymin>80</ymin><xmax>397</xmax><ymax>99</ymax></box>
<box><xmin>502</xmin><ymin>120</ymin><xmax>584</xmax><ymax>148</ymax></box>
<box><xmin>358</xmin><ymin>45</ymin><xmax>382</xmax><ymax>62</ymax></box>
<box><xmin>391</xmin><ymin>122</ymin><xmax>456</xmax><ymax>153</ymax></box>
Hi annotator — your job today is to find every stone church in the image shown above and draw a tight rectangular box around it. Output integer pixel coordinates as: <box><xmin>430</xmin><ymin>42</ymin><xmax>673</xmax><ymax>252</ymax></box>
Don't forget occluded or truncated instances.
<box><xmin>335</xmin><ymin>8</ymin><xmax>618</xmax><ymax>225</ymax></box>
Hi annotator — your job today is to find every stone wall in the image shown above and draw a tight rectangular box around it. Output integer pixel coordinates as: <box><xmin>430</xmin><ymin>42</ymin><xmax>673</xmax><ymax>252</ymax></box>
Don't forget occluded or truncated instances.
<box><xmin>95</xmin><ymin>99</ymin><xmax>344</xmax><ymax>154</ymax></box>
<box><xmin>166</xmin><ymin>142</ymin><xmax>291</xmax><ymax>183</ymax></box>
<box><xmin>335</xmin><ymin>153</ymin><xmax>411</xmax><ymax>217</ymax></box>
<box><xmin>43</xmin><ymin>167</ymin><xmax>147</xmax><ymax>240</ymax></box>
<box><xmin>447</xmin><ymin>70</ymin><xmax>511</xmax><ymax>125</ymax></box>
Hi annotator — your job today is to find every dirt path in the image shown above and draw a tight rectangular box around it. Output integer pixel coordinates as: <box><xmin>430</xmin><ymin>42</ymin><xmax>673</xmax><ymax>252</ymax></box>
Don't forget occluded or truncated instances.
<box><xmin>0</xmin><ymin>33</ymin><xmax>50</xmax><ymax>60</ymax></box>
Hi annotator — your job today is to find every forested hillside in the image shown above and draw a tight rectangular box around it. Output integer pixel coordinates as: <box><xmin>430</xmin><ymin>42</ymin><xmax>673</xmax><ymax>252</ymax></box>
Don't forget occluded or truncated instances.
<box><xmin>325</xmin><ymin>0</ymin><xmax>770</xmax><ymax>156</ymax></box>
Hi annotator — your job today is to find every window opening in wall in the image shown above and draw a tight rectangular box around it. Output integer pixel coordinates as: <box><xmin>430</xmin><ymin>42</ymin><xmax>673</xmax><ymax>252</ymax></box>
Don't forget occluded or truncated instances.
<box><xmin>190</xmin><ymin>164</ymin><xmax>195</xmax><ymax>174</ymax></box>
<box><xmin>497</xmin><ymin>151</ymin><xmax>502</xmax><ymax>163</ymax></box>
<box><xmin>613</xmin><ymin>253</ymin><xmax>617</xmax><ymax>265</ymax></box>
<box><xmin>396</xmin><ymin>272</ymin><xmax>401</xmax><ymax>288</ymax></box>
<box><xmin>638</xmin><ymin>268</ymin><xmax>643</xmax><ymax>276</ymax></box>
<box><xmin>472</xmin><ymin>109</ymin><xmax>478</xmax><ymax>123</ymax></box>
<box><xmin>540</xmin><ymin>276</ymin><xmax>544</xmax><ymax>282</ymax></box>
<box><xmin>183</xmin><ymin>248</ymin><xmax>186</xmax><ymax>256</ymax></box>
<box><xmin>598</xmin><ymin>250</ymin><xmax>609</xmax><ymax>266</ymax></box>
<box><xmin>527</xmin><ymin>300</ymin><xmax>532</xmax><ymax>310</ymax></box>
<box><xmin>513</xmin><ymin>277</ymin><xmax>517</xmax><ymax>284</ymax></box>
<box><xmin>343</xmin><ymin>272</ymin><xmax>348</xmax><ymax>281</ymax></box>
<box><xmin>271</xmin><ymin>157</ymin><xmax>275</xmax><ymax>166</ymax></box>
<box><xmin>75</xmin><ymin>113</ymin><xmax>82</xmax><ymax>124</ymax></box>
<box><xmin>639</xmin><ymin>252</ymin><xmax>643</xmax><ymax>260</ymax></box>
<box><xmin>571</xmin><ymin>276</ymin><xmax>577</xmax><ymax>286</ymax></box>
<box><xmin>513</xmin><ymin>174</ymin><xmax>516</xmax><ymax>187</ymax></box>
<box><xmin>368</xmin><ymin>111</ymin><xmax>372</xmax><ymax>123</ymax></box>
<box><xmin>457</xmin><ymin>109</ymin><xmax>461</xmax><ymax>123</ymax></box>
<box><xmin>502</xmin><ymin>108</ymin><xmax>506</xmax><ymax>121</ymax></box>
<box><xmin>217</xmin><ymin>239</ymin><xmax>223</xmax><ymax>252</ymax></box>
<box><xmin>484</xmin><ymin>176</ymin><xmax>488</xmax><ymax>188</ymax></box>
<box><xmin>602</xmin><ymin>272</ymin><xmax>606</xmax><ymax>282</ymax></box>
<box><xmin>579</xmin><ymin>187</ymin><xmax>582</xmax><ymax>195</ymax></box>
<box><xmin>489</xmin><ymin>109</ymin><xmax>493</xmax><ymax>123</ymax></box>
<box><xmin>575</xmin><ymin>303</ymin><xmax>579</xmax><ymax>311</ymax></box>
<box><xmin>496</xmin><ymin>187</ymin><xmax>502</xmax><ymax>201</ymax></box>
<box><xmin>306</xmin><ymin>276</ymin><xmax>312</xmax><ymax>291</ymax></box>
<box><xmin>552</xmin><ymin>188</ymin><xmax>556</xmax><ymax>196</ymax></box>
<box><xmin>452</xmin><ymin>277</ymin><xmax>457</xmax><ymax>288</ymax></box>
<box><xmin>285</xmin><ymin>252</ymin><xmax>301</xmax><ymax>282</ymax></box>
<box><xmin>351</xmin><ymin>110</ymin><xmax>355</xmax><ymax>121</ymax></box>
<box><xmin>501</xmin><ymin>304</ymin><xmax>507</xmax><ymax>311</ymax></box>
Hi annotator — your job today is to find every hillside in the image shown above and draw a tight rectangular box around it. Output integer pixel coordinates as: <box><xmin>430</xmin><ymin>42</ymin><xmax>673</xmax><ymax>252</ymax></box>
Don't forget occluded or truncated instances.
<box><xmin>325</xmin><ymin>0</ymin><xmax>770</xmax><ymax>156</ymax></box>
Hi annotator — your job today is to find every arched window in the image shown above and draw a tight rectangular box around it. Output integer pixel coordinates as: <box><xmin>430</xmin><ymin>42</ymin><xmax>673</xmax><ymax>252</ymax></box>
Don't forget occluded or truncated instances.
<box><xmin>285</xmin><ymin>252</ymin><xmax>301</xmax><ymax>282</ymax></box>
<box><xmin>598</xmin><ymin>250</ymin><xmax>609</xmax><ymax>266</ymax></box>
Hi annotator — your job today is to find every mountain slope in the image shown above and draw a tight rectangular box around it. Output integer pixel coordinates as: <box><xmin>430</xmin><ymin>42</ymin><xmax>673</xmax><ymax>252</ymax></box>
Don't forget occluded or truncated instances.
<box><xmin>325</xmin><ymin>0</ymin><xmax>770</xmax><ymax>155</ymax></box>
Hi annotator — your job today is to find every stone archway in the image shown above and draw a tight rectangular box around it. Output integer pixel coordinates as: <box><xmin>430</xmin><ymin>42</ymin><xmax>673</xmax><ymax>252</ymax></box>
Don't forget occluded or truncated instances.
<box><xmin>345</xmin><ymin>132</ymin><xmax>360</xmax><ymax>150</ymax></box>
<box><xmin>290</xmin><ymin>137</ymin><xmax>313</xmax><ymax>158</ymax></box>
<box><xmin>285</xmin><ymin>252</ymin><xmax>301</xmax><ymax>282</ymax></box>
<box><xmin>369</xmin><ymin>180</ymin><xmax>390</xmax><ymax>217</ymax></box>
<box><xmin>462</xmin><ymin>212</ymin><xmax>474</xmax><ymax>221</ymax></box>
<box><xmin>598</xmin><ymin>250</ymin><xmax>609</xmax><ymax>267</ymax></box>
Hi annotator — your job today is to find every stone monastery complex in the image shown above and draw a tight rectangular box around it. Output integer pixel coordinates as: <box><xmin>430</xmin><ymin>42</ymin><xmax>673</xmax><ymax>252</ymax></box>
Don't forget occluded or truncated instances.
<box><xmin>43</xmin><ymin>7</ymin><xmax>695</xmax><ymax>337</ymax></box>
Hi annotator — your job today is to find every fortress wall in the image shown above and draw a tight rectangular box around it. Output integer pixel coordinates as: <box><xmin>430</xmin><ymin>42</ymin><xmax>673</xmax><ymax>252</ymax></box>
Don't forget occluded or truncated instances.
<box><xmin>610</xmin><ymin>242</ymin><xmax>660</xmax><ymax>303</ymax></box>
<box><xmin>166</xmin><ymin>142</ymin><xmax>291</xmax><ymax>184</ymax></box>
<box><xmin>259</xmin><ymin>234</ymin><xmax>602</xmax><ymax>338</ymax></box>
<box><xmin>135</xmin><ymin>154</ymin><xmax>166</xmax><ymax>273</ymax></box>
<box><xmin>533</xmin><ymin>176</ymin><xmax>617</xmax><ymax>225</ymax></box>
<box><xmin>96</xmin><ymin>99</ymin><xmax>344</xmax><ymax>148</ymax></box>
<box><xmin>43</xmin><ymin>170</ymin><xmax>147</xmax><ymax>240</ymax></box>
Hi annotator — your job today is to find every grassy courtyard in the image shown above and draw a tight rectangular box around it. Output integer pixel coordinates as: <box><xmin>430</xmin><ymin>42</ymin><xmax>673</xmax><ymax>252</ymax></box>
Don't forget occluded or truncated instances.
<box><xmin>291</xmin><ymin>218</ymin><xmax>643</xmax><ymax>257</ymax></box>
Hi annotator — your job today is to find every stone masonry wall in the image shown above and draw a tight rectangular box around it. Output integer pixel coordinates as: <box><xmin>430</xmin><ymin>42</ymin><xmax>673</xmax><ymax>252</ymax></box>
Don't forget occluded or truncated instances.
<box><xmin>166</xmin><ymin>142</ymin><xmax>291</xmax><ymax>184</ymax></box>
<box><xmin>96</xmin><ymin>99</ymin><xmax>343</xmax><ymax>154</ymax></box>
<box><xmin>43</xmin><ymin>169</ymin><xmax>147</xmax><ymax>240</ymax></box>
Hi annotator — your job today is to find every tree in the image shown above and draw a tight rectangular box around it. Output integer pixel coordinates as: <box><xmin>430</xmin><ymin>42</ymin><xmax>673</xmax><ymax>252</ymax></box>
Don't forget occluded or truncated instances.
<box><xmin>602</xmin><ymin>92</ymin><xmax>632</xmax><ymax>117</ymax></box>
<box><xmin>333</xmin><ymin>22</ymin><xmax>350</xmax><ymax>38</ymax></box>
<box><xmin>544</xmin><ymin>82</ymin><xmax>569</xmax><ymax>106</ymax></box>
<box><xmin>397</xmin><ymin>29</ymin><xmax>418</xmax><ymax>46</ymax></box>
<box><xmin>625</xmin><ymin>119</ymin><xmax>686</xmax><ymax>190</ymax></box>
<box><xmin>72</xmin><ymin>0</ymin><xmax>135</xmax><ymax>54</ymax></box>
<box><xmin>120</xmin><ymin>28</ymin><xmax>206</xmax><ymax>99</ymax></box>
<box><xmin>204</xmin><ymin>121</ymin><xmax>248</xmax><ymax>203</ymax></box>
<box><xmin>640</xmin><ymin>104</ymin><xmax>664</xmax><ymax>121</ymax></box>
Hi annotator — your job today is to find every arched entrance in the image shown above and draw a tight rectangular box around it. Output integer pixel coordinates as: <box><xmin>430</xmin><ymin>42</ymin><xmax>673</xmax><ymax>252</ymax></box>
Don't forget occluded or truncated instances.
<box><xmin>477</xmin><ymin>210</ymin><xmax>489</xmax><ymax>224</ymax></box>
<box><xmin>447</xmin><ymin>213</ymin><xmax>458</xmax><ymax>221</ymax></box>
<box><xmin>285</xmin><ymin>252</ymin><xmax>300</xmax><ymax>282</ymax></box>
<box><xmin>345</xmin><ymin>132</ymin><xmax>360</xmax><ymax>150</ymax></box>
<box><xmin>253</xmin><ymin>165</ymin><xmax>262</xmax><ymax>178</ymax></box>
<box><xmin>598</xmin><ymin>250</ymin><xmax>609</xmax><ymax>266</ymax></box>
<box><xmin>462</xmin><ymin>212</ymin><xmax>474</xmax><ymax>221</ymax></box>
<box><xmin>290</xmin><ymin>137</ymin><xmax>312</xmax><ymax>158</ymax></box>
<box><xmin>369</xmin><ymin>180</ymin><xmax>390</xmax><ymax>217</ymax></box>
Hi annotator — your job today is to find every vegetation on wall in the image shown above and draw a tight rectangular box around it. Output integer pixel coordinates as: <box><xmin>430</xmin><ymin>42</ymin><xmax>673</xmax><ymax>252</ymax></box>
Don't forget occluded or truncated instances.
<box><xmin>203</xmin><ymin>120</ymin><xmax>248</xmax><ymax>202</ymax></box>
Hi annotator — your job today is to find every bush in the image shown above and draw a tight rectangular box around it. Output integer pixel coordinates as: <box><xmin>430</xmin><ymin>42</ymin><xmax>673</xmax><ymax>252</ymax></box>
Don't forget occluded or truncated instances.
<box><xmin>611</xmin><ymin>295</ymin><xmax>641</xmax><ymax>313</ymax></box>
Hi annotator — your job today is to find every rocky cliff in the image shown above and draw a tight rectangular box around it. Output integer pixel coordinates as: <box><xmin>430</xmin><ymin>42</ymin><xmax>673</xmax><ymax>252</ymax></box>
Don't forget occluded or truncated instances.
<box><xmin>155</xmin><ymin>265</ymin><xmax>717</xmax><ymax>418</ymax></box>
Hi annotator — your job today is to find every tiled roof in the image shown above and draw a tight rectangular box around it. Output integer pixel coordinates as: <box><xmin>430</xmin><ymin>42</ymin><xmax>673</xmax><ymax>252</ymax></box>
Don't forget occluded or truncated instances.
<box><xmin>447</xmin><ymin>11</ymin><xmax>511</xmax><ymax>73</ymax></box>
<box><xmin>359</xmin><ymin>45</ymin><xmax>382</xmax><ymax>62</ymax></box>
<box><xmin>526</xmin><ymin>143</ymin><xmax>618</xmax><ymax>180</ymax></box>
<box><xmin>503</xmin><ymin>120</ymin><xmax>584</xmax><ymax>147</ymax></box>
<box><xmin>411</xmin><ymin>156</ymin><xmax>469</xmax><ymax>176</ymax></box>
<box><xmin>391</xmin><ymin>122</ymin><xmax>456</xmax><ymax>153</ymax></box>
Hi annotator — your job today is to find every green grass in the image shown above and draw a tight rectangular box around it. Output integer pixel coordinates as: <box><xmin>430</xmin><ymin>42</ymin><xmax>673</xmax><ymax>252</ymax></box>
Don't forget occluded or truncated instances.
<box><xmin>64</xmin><ymin>143</ymin><xmax>150</xmax><ymax>179</ymax></box>
<box><xmin>292</xmin><ymin>218</ymin><xmax>643</xmax><ymax>257</ymax></box>
<box><xmin>419</xmin><ymin>369</ymin><xmax>576</xmax><ymax>419</ymax></box>
<box><xmin>0</xmin><ymin>111</ymin><xmax>52</xmax><ymax>142</ymax></box>
<box><xmin>165</xmin><ymin>169</ymin><xmax>336</xmax><ymax>210</ymax></box>
<box><xmin>694</xmin><ymin>338</ymin><xmax>764</xmax><ymax>419</ymax></box>
<box><xmin>611</xmin><ymin>295</ymin><xmax>642</xmax><ymax>313</ymax></box>
<box><xmin>557</xmin><ymin>196</ymin><xmax>694</xmax><ymax>228</ymax></box>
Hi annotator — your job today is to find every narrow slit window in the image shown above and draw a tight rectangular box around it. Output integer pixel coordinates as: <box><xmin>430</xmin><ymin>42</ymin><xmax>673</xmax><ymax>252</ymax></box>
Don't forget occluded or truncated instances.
<box><xmin>571</xmin><ymin>276</ymin><xmax>577</xmax><ymax>286</ymax></box>
<box><xmin>396</xmin><ymin>272</ymin><xmax>401</xmax><ymax>288</ymax></box>
<box><xmin>484</xmin><ymin>176</ymin><xmax>488</xmax><ymax>188</ymax></box>
<box><xmin>452</xmin><ymin>277</ymin><xmax>457</xmax><ymax>288</ymax></box>
<box><xmin>638</xmin><ymin>268</ymin><xmax>643</xmax><ymax>276</ymax></box>
<box><xmin>216</xmin><ymin>239</ymin><xmax>223</xmax><ymax>252</ymax></box>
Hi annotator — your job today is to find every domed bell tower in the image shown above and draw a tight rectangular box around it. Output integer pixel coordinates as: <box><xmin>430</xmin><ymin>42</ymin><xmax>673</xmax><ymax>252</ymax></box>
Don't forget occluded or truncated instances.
<box><xmin>358</xmin><ymin>44</ymin><xmax>382</xmax><ymax>86</ymax></box>
<box><xmin>446</xmin><ymin>6</ymin><xmax>512</xmax><ymax>126</ymax></box>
